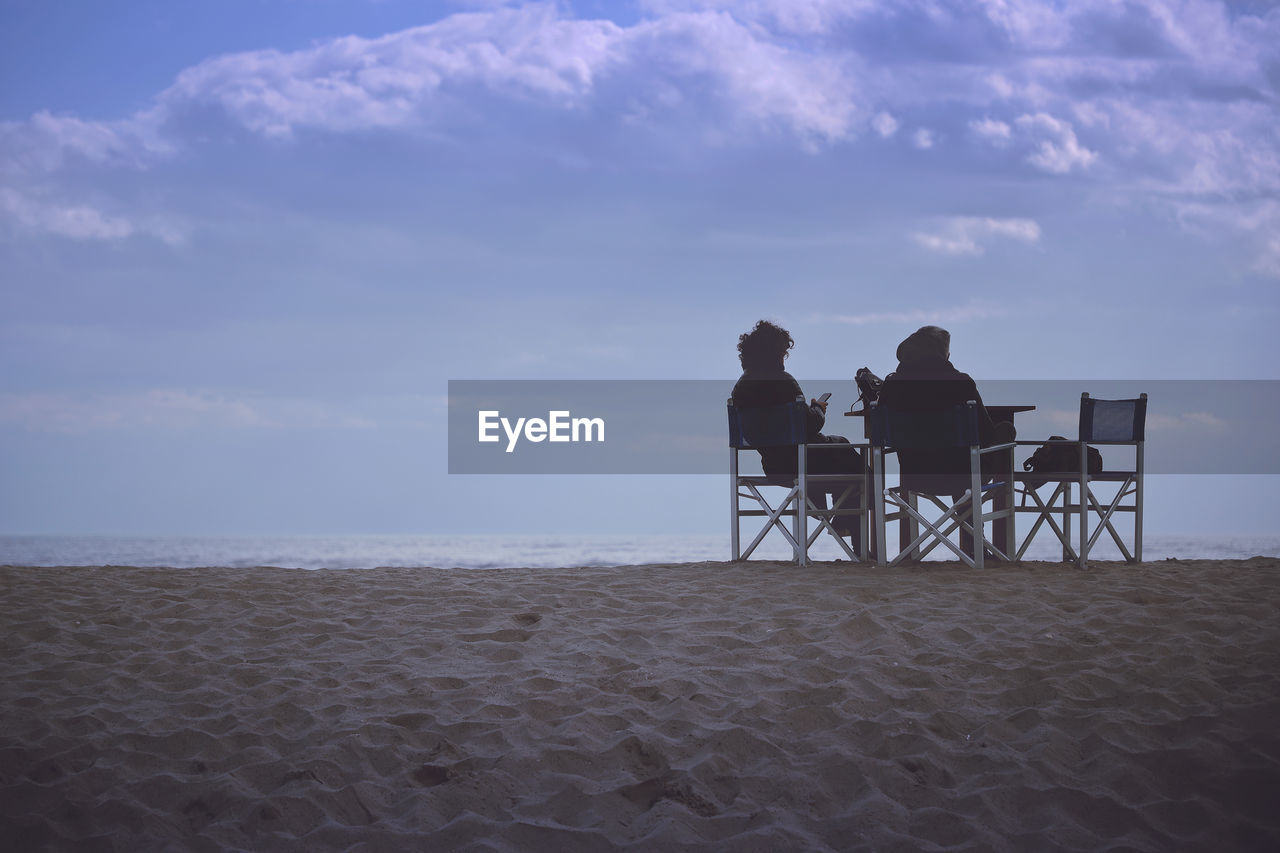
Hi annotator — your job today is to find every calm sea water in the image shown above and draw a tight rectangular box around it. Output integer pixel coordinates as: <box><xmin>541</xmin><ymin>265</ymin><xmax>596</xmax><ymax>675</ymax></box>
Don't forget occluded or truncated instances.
<box><xmin>1</xmin><ymin>534</ymin><xmax>1277</xmax><ymax>570</ymax></box>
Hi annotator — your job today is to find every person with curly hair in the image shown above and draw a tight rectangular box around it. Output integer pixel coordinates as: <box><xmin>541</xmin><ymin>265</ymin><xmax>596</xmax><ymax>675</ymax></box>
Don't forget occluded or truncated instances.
<box><xmin>731</xmin><ymin>320</ymin><xmax>863</xmax><ymax>543</ymax></box>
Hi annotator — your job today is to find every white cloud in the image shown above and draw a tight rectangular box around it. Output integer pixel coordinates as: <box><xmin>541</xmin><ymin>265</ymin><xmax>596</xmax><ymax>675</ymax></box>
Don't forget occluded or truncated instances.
<box><xmin>2</xmin><ymin>0</ymin><xmax>1277</xmax><ymax>271</ymax></box>
<box><xmin>1</xmin><ymin>188</ymin><xmax>134</xmax><ymax>241</ymax></box>
<box><xmin>117</xmin><ymin>3</ymin><xmax>864</xmax><ymax>149</ymax></box>
<box><xmin>630</xmin><ymin>11</ymin><xmax>861</xmax><ymax>145</ymax></box>
<box><xmin>0</xmin><ymin>390</ymin><xmax>376</xmax><ymax>433</ymax></box>
<box><xmin>1173</xmin><ymin>198</ymin><xmax>1280</xmax><ymax>278</ymax></box>
<box><xmin>0</xmin><ymin>188</ymin><xmax>184</xmax><ymax>244</ymax></box>
<box><xmin>1014</xmin><ymin>112</ymin><xmax>1097</xmax><ymax>174</ymax></box>
<box><xmin>3</xmin><ymin>1</ymin><xmax>1271</xmax><ymax>173</ymax></box>
<box><xmin>970</xmin><ymin>117</ymin><xmax>1011</xmax><ymax>145</ymax></box>
<box><xmin>972</xmin><ymin>0</ymin><xmax>1068</xmax><ymax>48</ymax></box>
<box><xmin>1037</xmin><ymin>407</ymin><xmax>1079</xmax><ymax>430</ymax></box>
<box><xmin>821</xmin><ymin>302</ymin><xmax>1008</xmax><ymax>326</ymax></box>
<box><xmin>1147</xmin><ymin>411</ymin><xmax>1229</xmax><ymax>431</ymax></box>
<box><xmin>158</xmin><ymin>6</ymin><xmax>624</xmax><ymax>139</ymax></box>
<box><xmin>913</xmin><ymin>216</ymin><xmax>1042</xmax><ymax>256</ymax></box>
<box><xmin>871</xmin><ymin>111</ymin><xmax>899</xmax><ymax>138</ymax></box>
<box><xmin>0</xmin><ymin>110</ymin><xmax>169</xmax><ymax>175</ymax></box>
<box><xmin>638</xmin><ymin>0</ymin><xmax>879</xmax><ymax>36</ymax></box>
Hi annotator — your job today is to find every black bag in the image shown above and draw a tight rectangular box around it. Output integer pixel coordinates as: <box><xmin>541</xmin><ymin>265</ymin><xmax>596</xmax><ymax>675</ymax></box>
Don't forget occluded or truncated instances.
<box><xmin>854</xmin><ymin>367</ymin><xmax>882</xmax><ymax>407</ymax></box>
<box><xmin>1023</xmin><ymin>436</ymin><xmax>1102</xmax><ymax>489</ymax></box>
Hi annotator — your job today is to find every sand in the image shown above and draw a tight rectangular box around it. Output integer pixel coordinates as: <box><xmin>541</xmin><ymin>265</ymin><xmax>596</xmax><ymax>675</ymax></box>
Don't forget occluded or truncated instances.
<box><xmin>1</xmin><ymin>559</ymin><xmax>1278</xmax><ymax>852</ymax></box>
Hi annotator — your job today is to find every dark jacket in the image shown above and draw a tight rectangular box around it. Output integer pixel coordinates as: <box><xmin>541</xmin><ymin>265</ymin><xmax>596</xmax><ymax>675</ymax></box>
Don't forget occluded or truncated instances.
<box><xmin>877</xmin><ymin>356</ymin><xmax>1001</xmax><ymax>490</ymax></box>
<box><xmin>731</xmin><ymin>367</ymin><xmax>825</xmax><ymax>476</ymax></box>
<box><xmin>877</xmin><ymin>357</ymin><xmax>998</xmax><ymax>441</ymax></box>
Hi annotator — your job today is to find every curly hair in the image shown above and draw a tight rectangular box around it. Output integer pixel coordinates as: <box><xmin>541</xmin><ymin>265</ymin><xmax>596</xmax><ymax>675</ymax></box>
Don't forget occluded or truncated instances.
<box><xmin>737</xmin><ymin>320</ymin><xmax>794</xmax><ymax>370</ymax></box>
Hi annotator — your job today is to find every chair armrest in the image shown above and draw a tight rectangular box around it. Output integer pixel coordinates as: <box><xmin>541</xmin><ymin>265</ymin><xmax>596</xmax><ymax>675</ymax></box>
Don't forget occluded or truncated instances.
<box><xmin>803</xmin><ymin>441</ymin><xmax>872</xmax><ymax>449</ymax></box>
<box><xmin>977</xmin><ymin>442</ymin><xmax>1016</xmax><ymax>455</ymax></box>
<box><xmin>1011</xmin><ymin>439</ymin><xmax>1079</xmax><ymax>446</ymax></box>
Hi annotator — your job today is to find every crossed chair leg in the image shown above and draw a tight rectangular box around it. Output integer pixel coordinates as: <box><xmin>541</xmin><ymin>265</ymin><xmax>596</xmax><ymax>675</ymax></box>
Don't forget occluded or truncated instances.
<box><xmin>735</xmin><ymin>479</ymin><xmax>867</xmax><ymax>564</ymax></box>
<box><xmin>1083</xmin><ymin>477</ymin><xmax>1141</xmax><ymax>563</ymax></box>
<box><xmin>803</xmin><ymin>480</ymin><xmax>866</xmax><ymax>562</ymax></box>
<box><xmin>884</xmin><ymin>489</ymin><xmax>1012</xmax><ymax>568</ymax></box>
<box><xmin>736</xmin><ymin>481</ymin><xmax>804</xmax><ymax>561</ymax></box>
<box><xmin>1016</xmin><ymin>476</ymin><xmax>1141</xmax><ymax>565</ymax></box>
<box><xmin>1016</xmin><ymin>481</ymin><xmax>1078</xmax><ymax>563</ymax></box>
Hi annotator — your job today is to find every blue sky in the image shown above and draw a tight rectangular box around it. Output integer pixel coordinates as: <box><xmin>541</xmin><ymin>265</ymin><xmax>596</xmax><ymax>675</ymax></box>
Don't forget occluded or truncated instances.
<box><xmin>2</xmin><ymin>0</ymin><xmax>1278</xmax><ymax>537</ymax></box>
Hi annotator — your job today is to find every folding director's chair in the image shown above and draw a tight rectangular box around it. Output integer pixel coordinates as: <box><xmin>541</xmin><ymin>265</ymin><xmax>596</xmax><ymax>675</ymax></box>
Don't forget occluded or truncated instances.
<box><xmin>869</xmin><ymin>400</ymin><xmax>1015</xmax><ymax>569</ymax></box>
<box><xmin>728</xmin><ymin>397</ymin><xmax>869</xmax><ymax>565</ymax></box>
<box><xmin>1014</xmin><ymin>392</ymin><xmax>1147</xmax><ymax>567</ymax></box>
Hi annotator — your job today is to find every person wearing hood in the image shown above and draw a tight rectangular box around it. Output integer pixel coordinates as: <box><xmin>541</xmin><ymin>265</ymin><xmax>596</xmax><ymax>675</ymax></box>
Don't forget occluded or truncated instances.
<box><xmin>876</xmin><ymin>325</ymin><xmax>1015</xmax><ymax>493</ymax></box>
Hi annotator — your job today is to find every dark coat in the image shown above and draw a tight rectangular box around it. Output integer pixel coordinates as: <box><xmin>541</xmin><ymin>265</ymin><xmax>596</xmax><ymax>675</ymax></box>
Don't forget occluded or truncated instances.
<box><xmin>730</xmin><ymin>367</ymin><xmax>826</xmax><ymax>476</ymax></box>
<box><xmin>877</xmin><ymin>356</ymin><xmax>1003</xmax><ymax>491</ymax></box>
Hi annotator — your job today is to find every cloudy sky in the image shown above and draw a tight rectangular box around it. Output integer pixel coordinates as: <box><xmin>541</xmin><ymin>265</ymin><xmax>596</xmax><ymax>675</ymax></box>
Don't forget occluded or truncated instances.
<box><xmin>2</xmin><ymin>0</ymin><xmax>1278</xmax><ymax>537</ymax></box>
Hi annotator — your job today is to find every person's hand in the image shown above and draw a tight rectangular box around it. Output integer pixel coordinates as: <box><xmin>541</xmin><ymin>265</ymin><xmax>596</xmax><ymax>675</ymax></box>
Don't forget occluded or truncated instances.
<box><xmin>811</xmin><ymin>397</ymin><xmax>828</xmax><ymax>412</ymax></box>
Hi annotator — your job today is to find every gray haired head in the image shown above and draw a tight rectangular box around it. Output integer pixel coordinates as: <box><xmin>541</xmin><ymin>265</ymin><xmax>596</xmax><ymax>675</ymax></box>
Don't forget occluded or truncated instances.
<box><xmin>896</xmin><ymin>325</ymin><xmax>951</xmax><ymax>364</ymax></box>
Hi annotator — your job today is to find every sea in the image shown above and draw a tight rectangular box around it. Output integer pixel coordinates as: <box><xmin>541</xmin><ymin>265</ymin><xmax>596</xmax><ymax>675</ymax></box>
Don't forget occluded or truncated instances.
<box><xmin>1</xmin><ymin>534</ymin><xmax>1277</xmax><ymax>570</ymax></box>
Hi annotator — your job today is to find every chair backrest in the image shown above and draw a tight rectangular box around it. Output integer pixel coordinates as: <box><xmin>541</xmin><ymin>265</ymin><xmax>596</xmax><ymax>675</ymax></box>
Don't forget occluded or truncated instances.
<box><xmin>870</xmin><ymin>401</ymin><xmax>983</xmax><ymax>496</ymax></box>
<box><xmin>869</xmin><ymin>401</ymin><xmax>981</xmax><ymax>449</ymax></box>
<box><xmin>1079</xmin><ymin>393</ymin><xmax>1147</xmax><ymax>443</ymax></box>
<box><xmin>727</xmin><ymin>398</ymin><xmax>807</xmax><ymax>449</ymax></box>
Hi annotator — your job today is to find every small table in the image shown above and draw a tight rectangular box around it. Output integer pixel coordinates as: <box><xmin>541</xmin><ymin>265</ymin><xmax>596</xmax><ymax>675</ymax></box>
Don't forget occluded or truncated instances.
<box><xmin>845</xmin><ymin>404</ymin><xmax>1034</xmax><ymax>428</ymax></box>
<box><xmin>845</xmin><ymin>404</ymin><xmax>1035</xmax><ymax>560</ymax></box>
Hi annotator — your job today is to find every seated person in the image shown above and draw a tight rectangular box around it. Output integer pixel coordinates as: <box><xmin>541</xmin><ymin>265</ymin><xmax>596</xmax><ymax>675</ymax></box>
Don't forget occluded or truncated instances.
<box><xmin>876</xmin><ymin>325</ymin><xmax>1015</xmax><ymax>495</ymax></box>
<box><xmin>731</xmin><ymin>320</ymin><xmax>863</xmax><ymax>541</ymax></box>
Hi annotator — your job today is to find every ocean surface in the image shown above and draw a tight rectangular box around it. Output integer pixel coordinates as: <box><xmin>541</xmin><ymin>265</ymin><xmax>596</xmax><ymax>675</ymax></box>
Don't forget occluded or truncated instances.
<box><xmin>1</xmin><ymin>533</ymin><xmax>1278</xmax><ymax>570</ymax></box>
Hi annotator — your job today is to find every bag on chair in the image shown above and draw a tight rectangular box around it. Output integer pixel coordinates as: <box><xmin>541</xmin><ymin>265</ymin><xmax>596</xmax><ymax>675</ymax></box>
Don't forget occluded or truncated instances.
<box><xmin>1023</xmin><ymin>436</ymin><xmax>1102</xmax><ymax>490</ymax></box>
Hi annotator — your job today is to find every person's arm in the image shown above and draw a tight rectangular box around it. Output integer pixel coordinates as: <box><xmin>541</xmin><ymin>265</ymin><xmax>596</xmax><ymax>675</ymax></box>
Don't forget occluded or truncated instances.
<box><xmin>876</xmin><ymin>373</ymin><xmax>897</xmax><ymax>409</ymax></box>
<box><xmin>783</xmin><ymin>374</ymin><xmax>825</xmax><ymax>437</ymax></box>
<box><xmin>965</xmin><ymin>378</ymin><xmax>999</xmax><ymax>445</ymax></box>
<box><xmin>807</xmin><ymin>399</ymin><xmax>827</xmax><ymax>437</ymax></box>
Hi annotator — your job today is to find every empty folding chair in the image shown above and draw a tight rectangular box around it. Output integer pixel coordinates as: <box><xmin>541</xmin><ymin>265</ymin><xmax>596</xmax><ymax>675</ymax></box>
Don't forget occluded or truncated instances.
<box><xmin>1014</xmin><ymin>392</ymin><xmax>1147</xmax><ymax>567</ymax></box>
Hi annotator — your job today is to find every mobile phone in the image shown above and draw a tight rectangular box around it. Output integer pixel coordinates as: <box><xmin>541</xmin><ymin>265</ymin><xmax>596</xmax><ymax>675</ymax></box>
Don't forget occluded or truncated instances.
<box><xmin>817</xmin><ymin>392</ymin><xmax>832</xmax><ymax>403</ymax></box>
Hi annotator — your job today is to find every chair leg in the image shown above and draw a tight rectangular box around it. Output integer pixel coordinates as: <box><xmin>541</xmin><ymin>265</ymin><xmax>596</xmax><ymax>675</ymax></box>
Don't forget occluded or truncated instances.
<box><xmin>897</xmin><ymin>493</ymin><xmax>922</xmax><ymax>561</ymax></box>
<box><xmin>1084</xmin><ymin>480</ymin><xmax>1137</xmax><ymax>563</ymax></box>
<box><xmin>739</xmin><ymin>484</ymin><xmax>802</xmax><ymax>560</ymax></box>
<box><xmin>730</xmin><ymin>451</ymin><xmax>741</xmax><ymax>561</ymax></box>
<box><xmin>872</xmin><ymin>451</ymin><xmax>888</xmax><ymax>565</ymax></box>
<box><xmin>1060</xmin><ymin>483</ymin><xmax>1072</xmax><ymax>562</ymax></box>
<box><xmin>859</xmin><ymin>475</ymin><xmax>870</xmax><ymax>562</ymax></box>
<box><xmin>1077</xmin><ymin>475</ymin><xmax>1088</xmax><ymax>569</ymax></box>
<box><xmin>1135</xmin><ymin>446</ymin><xmax>1144</xmax><ymax>563</ymax></box>
<box><xmin>796</xmin><ymin>454</ymin><xmax>807</xmax><ymax>567</ymax></box>
<box><xmin>886</xmin><ymin>491</ymin><xmax>977</xmax><ymax>567</ymax></box>
<box><xmin>972</xmin><ymin>489</ymin><xmax>983</xmax><ymax>570</ymax></box>
<box><xmin>1015</xmin><ymin>483</ymin><xmax>1078</xmax><ymax>563</ymax></box>
<box><xmin>804</xmin><ymin>494</ymin><xmax>859</xmax><ymax>561</ymax></box>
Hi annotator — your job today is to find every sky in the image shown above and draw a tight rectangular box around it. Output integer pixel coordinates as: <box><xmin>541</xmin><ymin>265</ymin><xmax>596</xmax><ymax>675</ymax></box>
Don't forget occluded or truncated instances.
<box><xmin>2</xmin><ymin>0</ymin><xmax>1278</xmax><ymax>538</ymax></box>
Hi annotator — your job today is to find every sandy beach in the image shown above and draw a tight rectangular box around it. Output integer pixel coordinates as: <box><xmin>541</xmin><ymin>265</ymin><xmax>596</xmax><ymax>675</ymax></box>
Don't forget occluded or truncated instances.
<box><xmin>2</xmin><ymin>559</ymin><xmax>1278</xmax><ymax>852</ymax></box>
